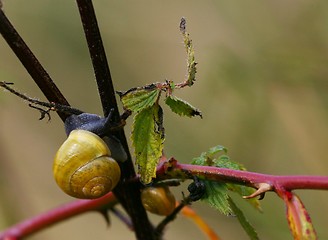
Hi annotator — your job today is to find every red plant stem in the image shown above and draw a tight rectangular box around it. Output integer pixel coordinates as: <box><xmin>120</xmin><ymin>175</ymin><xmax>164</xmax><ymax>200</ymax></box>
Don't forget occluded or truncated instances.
<box><xmin>156</xmin><ymin>160</ymin><xmax>328</xmax><ymax>192</ymax></box>
<box><xmin>0</xmin><ymin>193</ymin><xmax>118</xmax><ymax>240</ymax></box>
<box><xmin>1</xmin><ymin>161</ymin><xmax>327</xmax><ymax>240</ymax></box>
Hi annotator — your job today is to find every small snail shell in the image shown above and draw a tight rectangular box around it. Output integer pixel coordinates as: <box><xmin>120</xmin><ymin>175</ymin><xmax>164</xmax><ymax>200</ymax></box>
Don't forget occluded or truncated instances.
<box><xmin>141</xmin><ymin>186</ymin><xmax>176</xmax><ymax>216</ymax></box>
<box><xmin>53</xmin><ymin>129</ymin><xmax>121</xmax><ymax>199</ymax></box>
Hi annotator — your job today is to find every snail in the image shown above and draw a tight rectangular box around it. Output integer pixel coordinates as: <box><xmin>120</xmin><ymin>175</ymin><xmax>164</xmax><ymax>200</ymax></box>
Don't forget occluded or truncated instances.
<box><xmin>141</xmin><ymin>186</ymin><xmax>176</xmax><ymax>216</ymax></box>
<box><xmin>53</xmin><ymin>112</ymin><xmax>125</xmax><ymax>199</ymax></box>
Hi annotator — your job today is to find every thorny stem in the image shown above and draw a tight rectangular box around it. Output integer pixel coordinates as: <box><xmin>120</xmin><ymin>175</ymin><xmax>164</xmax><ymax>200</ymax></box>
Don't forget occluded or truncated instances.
<box><xmin>0</xmin><ymin>193</ymin><xmax>118</xmax><ymax>240</ymax></box>
<box><xmin>1</xmin><ymin>159</ymin><xmax>327</xmax><ymax>239</ymax></box>
<box><xmin>156</xmin><ymin>159</ymin><xmax>328</xmax><ymax>195</ymax></box>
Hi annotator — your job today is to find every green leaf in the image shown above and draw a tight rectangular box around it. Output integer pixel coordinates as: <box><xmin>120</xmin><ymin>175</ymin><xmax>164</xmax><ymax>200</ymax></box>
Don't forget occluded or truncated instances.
<box><xmin>118</xmin><ymin>85</ymin><xmax>160</xmax><ymax>112</ymax></box>
<box><xmin>165</xmin><ymin>95</ymin><xmax>201</xmax><ymax>118</ymax></box>
<box><xmin>191</xmin><ymin>146</ymin><xmax>261</xmax><ymax>211</ymax></box>
<box><xmin>228</xmin><ymin>197</ymin><xmax>259</xmax><ymax>240</ymax></box>
<box><xmin>202</xmin><ymin>180</ymin><xmax>232</xmax><ymax>216</ymax></box>
<box><xmin>191</xmin><ymin>147</ymin><xmax>232</xmax><ymax>215</ymax></box>
<box><xmin>132</xmin><ymin>104</ymin><xmax>164</xmax><ymax>184</ymax></box>
<box><xmin>213</xmin><ymin>155</ymin><xmax>246</xmax><ymax>170</ymax></box>
<box><xmin>191</xmin><ymin>145</ymin><xmax>227</xmax><ymax>166</ymax></box>
<box><xmin>207</xmin><ymin>145</ymin><xmax>228</xmax><ymax>157</ymax></box>
<box><xmin>214</xmin><ymin>155</ymin><xmax>261</xmax><ymax>210</ymax></box>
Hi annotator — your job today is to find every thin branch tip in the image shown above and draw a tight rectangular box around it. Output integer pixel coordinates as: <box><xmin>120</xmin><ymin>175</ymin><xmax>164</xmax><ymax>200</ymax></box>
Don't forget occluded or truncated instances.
<box><xmin>180</xmin><ymin>17</ymin><xmax>186</xmax><ymax>34</ymax></box>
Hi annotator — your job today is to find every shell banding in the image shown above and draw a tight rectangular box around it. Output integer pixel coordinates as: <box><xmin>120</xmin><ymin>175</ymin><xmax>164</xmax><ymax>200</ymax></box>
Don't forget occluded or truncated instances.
<box><xmin>53</xmin><ymin>130</ymin><xmax>121</xmax><ymax>199</ymax></box>
<box><xmin>141</xmin><ymin>186</ymin><xmax>176</xmax><ymax>216</ymax></box>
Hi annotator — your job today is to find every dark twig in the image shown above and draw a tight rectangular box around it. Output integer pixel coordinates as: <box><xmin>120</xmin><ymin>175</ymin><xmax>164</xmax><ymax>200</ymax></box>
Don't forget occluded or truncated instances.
<box><xmin>0</xmin><ymin>81</ymin><xmax>83</xmax><ymax>116</ymax></box>
<box><xmin>0</xmin><ymin>9</ymin><xmax>70</xmax><ymax>121</ymax></box>
<box><xmin>28</xmin><ymin>104</ymin><xmax>52</xmax><ymax>121</ymax></box>
<box><xmin>155</xmin><ymin>177</ymin><xmax>205</xmax><ymax>237</ymax></box>
<box><xmin>75</xmin><ymin>1</ymin><xmax>155</xmax><ymax>239</ymax></box>
<box><xmin>155</xmin><ymin>203</ymin><xmax>185</xmax><ymax>238</ymax></box>
<box><xmin>75</xmin><ymin>0</ymin><xmax>117</xmax><ymax>119</ymax></box>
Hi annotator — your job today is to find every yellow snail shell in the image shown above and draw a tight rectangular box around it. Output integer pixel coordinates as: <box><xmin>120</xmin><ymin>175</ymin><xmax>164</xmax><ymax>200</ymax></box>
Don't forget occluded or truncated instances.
<box><xmin>53</xmin><ymin>129</ymin><xmax>121</xmax><ymax>199</ymax></box>
<box><xmin>141</xmin><ymin>186</ymin><xmax>176</xmax><ymax>216</ymax></box>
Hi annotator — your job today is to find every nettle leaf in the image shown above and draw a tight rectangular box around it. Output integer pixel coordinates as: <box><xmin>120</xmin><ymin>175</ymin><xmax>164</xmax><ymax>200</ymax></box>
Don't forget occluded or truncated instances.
<box><xmin>228</xmin><ymin>197</ymin><xmax>259</xmax><ymax>240</ymax></box>
<box><xmin>213</xmin><ymin>154</ymin><xmax>246</xmax><ymax>170</ymax></box>
<box><xmin>165</xmin><ymin>95</ymin><xmax>202</xmax><ymax>118</ymax></box>
<box><xmin>207</xmin><ymin>145</ymin><xmax>228</xmax><ymax>157</ymax></box>
<box><xmin>191</xmin><ymin>146</ymin><xmax>231</xmax><ymax>215</ymax></box>
<box><xmin>192</xmin><ymin>146</ymin><xmax>260</xmax><ymax>238</ymax></box>
<box><xmin>202</xmin><ymin>181</ymin><xmax>232</xmax><ymax>216</ymax></box>
<box><xmin>118</xmin><ymin>84</ymin><xmax>160</xmax><ymax>112</ymax></box>
<box><xmin>191</xmin><ymin>145</ymin><xmax>227</xmax><ymax>166</ymax></box>
<box><xmin>132</xmin><ymin>104</ymin><xmax>164</xmax><ymax>184</ymax></box>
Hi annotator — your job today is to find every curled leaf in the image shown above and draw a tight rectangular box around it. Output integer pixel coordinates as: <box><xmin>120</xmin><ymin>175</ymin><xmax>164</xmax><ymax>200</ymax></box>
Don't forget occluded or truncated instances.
<box><xmin>165</xmin><ymin>95</ymin><xmax>202</xmax><ymax>118</ymax></box>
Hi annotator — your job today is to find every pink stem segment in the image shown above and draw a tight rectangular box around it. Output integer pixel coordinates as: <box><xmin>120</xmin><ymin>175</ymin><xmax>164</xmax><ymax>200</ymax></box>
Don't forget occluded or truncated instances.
<box><xmin>0</xmin><ymin>192</ymin><xmax>117</xmax><ymax>240</ymax></box>
<box><xmin>156</xmin><ymin>159</ymin><xmax>328</xmax><ymax>192</ymax></box>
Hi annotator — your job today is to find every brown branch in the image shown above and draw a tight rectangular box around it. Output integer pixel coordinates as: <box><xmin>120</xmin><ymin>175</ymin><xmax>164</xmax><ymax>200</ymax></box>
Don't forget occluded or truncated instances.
<box><xmin>75</xmin><ymin>1</ymin><xmax>155</xmax><ymax>239</ymax></box>
<box><xmin>75</xmin><ymin>0</ymin><xmax>117</xmax><ymax>118</ymax></box>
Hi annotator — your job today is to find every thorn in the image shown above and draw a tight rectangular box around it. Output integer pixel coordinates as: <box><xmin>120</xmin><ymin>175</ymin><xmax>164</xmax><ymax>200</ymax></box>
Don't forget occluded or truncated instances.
<box><xmin>258</xmin><ymin>192</ymin><xmax>266</xmax><ymax>200</ymax></box>
<box><xmin>243</xmin><ymin>183</ymin><xmax>272</xmax><ymax>200</ymax></box>
<box><xmin>98</xmin><ymin>209</ymin><xmax>110</xmax><ymax>227</ymax></box>
<box><xmin>0</xmin><ymin>81</ymin><xmax>14</xmax><ymax>86</ymax></box>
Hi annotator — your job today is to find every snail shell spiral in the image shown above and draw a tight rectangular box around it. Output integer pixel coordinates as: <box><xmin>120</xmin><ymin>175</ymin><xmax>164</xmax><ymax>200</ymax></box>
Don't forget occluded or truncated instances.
<box><xmin>53</xmin><ymin>130</ymin><xmax>121</xmax><ymax>199</ymax></box>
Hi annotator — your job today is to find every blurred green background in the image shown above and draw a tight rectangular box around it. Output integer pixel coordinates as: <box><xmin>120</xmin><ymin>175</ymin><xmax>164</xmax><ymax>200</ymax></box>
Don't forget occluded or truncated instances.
<box><xmin>1</xmin><ymin>1</ymin><xmax>328</xmax><ymax>239</ymax></box>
